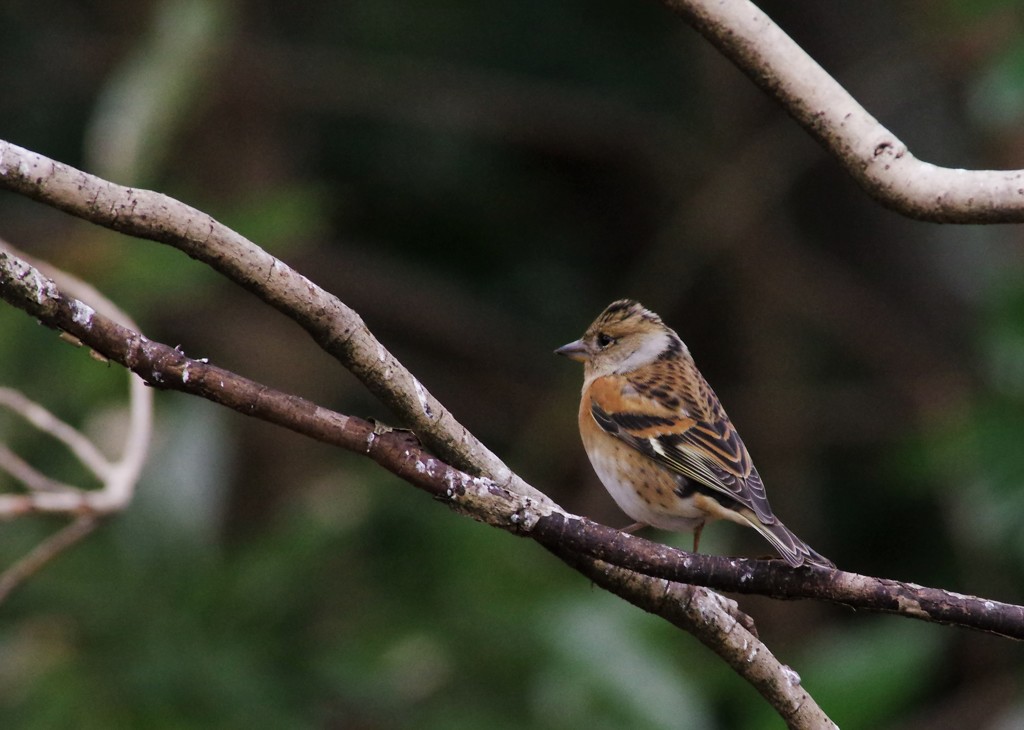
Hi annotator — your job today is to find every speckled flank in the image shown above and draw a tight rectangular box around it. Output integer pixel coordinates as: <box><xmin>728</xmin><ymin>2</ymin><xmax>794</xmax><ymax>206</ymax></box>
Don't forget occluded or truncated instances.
<box><xmin>580</xmin><ymin>397</ymin><xmax>705</xmax><ymax>531</ymax></box>
<box><xmin>587</xmin><ymin>447</ymin><xmax>705</xmax><ymax>531</ymax></box>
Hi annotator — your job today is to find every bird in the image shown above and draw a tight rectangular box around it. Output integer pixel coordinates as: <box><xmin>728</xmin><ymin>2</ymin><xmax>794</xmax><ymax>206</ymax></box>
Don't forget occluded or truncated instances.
<box><xmin>555</xmin><ymin>299</ymin><xmax>833</xmax><ymax>568</ymax></box>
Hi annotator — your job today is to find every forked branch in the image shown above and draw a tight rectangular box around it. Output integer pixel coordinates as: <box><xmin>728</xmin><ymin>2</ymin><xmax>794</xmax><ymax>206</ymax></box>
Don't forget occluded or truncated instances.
<box><xmin>0</xmin><ymin>240</ymin><xmax>153</xmax><ymax>599</ymax></box>
<box><xmin>1</xmin><ymin>248</ymin><xmax>1020</xmax><ymax>642</ymax></box>
<box><xmin>0</xmin><ymin>245</ymin><xmax>832</xmax><ymax>729</ymax></box>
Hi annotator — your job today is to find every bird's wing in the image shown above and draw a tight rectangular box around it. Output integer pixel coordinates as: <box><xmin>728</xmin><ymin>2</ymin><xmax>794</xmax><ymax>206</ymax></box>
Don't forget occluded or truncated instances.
<box><xmin>587</xmin><ymin>369</ymin><xmax>776</xmax><ymax>525</ymax></box>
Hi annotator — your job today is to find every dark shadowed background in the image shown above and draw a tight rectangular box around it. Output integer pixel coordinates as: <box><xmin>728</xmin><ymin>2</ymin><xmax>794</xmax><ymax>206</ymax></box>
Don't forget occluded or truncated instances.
<box><xmin>2</xmin><ymin>0</ymin><xmax>1023</xmax><ymax>727</ymax></box>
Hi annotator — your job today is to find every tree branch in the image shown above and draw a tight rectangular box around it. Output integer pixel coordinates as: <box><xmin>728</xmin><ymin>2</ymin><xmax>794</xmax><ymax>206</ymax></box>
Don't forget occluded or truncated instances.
<box><xmin>0</xmin><ymin>516</ymin><xmax>101</xmax><ymax>604</ymax></box>
<box><xmin>0</xmin><ymin>240</ymin><xmax>153</xmax><ymax>600</ymax></box>
<box><xmin>1</xmin><ymin>246</ymin><xmax>1019</xmax><ymax>643</ymax></box>
<box><xmin>0</xmin><ymin>240</ymin><xmax>152</xmax><ymax>517</ymax></box>
<box><xmin>662</xmin><ymin>0</ymin><xmax>1024</xmax><ymax>222</ymax></box>
<box><xmin>0</xmin><ymin>0</ymin><xmax>1015</xmax><ymax>714</ymax></box>
<box><xmin>535</xmin><ymin>514</ymin><xmax>1024</xmax><ymax>640</ymax></box>
<box><xmin>0</xmin><ymin>139</ymin><xmax>552</xmax><ymax>512</ymax></box>
<box><xmin>555</xmin><ymin>551</ymin><xmax>837</xmax><ymax>730</ymax></box>
<box><xmin>0</xmin><ymin>246</ymin><xmax>837</xmax><ymax>728</ymax></box>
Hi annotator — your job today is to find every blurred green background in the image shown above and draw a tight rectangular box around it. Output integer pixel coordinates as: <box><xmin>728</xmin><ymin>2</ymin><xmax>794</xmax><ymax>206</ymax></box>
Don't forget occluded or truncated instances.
<box><xmin>2</xmin><ymin>0</ymin><xmax>1024</xmax><ymax>727</ymax></box>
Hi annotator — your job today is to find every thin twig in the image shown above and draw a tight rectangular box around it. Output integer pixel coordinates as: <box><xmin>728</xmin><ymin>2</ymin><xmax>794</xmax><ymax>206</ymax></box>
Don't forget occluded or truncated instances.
<box><xmin>0</xmin><ymin>516</ymin><xmax>101</xmax><ymax>603</ymax></box>
<box><xmin>0</xmin><ymin>443</ymin><xmax>77</xmax><ymax>493</ymax></box>
<box><xmin>0</xmin><ymin>240</ymin><xmax>153</xmax><ymax>515</ymax></box>
<box><xmin>0</xmin><ymin>387</ymin><xmax>112</xmax><ymax>480</ymax></box>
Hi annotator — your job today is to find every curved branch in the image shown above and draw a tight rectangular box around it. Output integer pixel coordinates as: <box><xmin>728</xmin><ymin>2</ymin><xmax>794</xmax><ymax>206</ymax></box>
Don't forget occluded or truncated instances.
<box><xmin>0</xmin><ymin>247</ymin><xmax>834</xmax><ymax>728</ymax></box>
<box><xmin>0</xmin><ymin>139</ymin><xmax>552</xmax><ymax>512</ymax></box>
<box><xmin>0</xmin><ymin>240</ymin><xmax>153</xmax><ymax>601</ymax></box>
<box><xmin>0</xmin><ymin>239</ymin><xmax>153</xmax><ymax>517</ymax></box>
<box><xmin>535</xmin><ymin>514</ymin><xmax>1024</xmax><ymax>640</ymax></box>
<box><xmin>0</xmin><ymin>387</ymin><xmax>111</xmax><ymax>479</ymax></box>
<box><xmin>1</xmin><ymin>248</ymin><xmax>1019</xmax><ymax>643</ymax></box>
<box><xmin>557</xmin><ymin>552</ymin><xmax>837</xmax><ymax>730</ymax></box>
<box><xmin>663</xmin><ymin>0</ymin><xmax>1024</xmax><ymax>222</ymax></box>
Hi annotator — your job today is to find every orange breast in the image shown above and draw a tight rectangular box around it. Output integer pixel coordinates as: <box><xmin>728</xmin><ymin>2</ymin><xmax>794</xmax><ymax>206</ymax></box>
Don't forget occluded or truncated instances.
<box><xmin>578</xmin><ymin>381</ymin><xmax>706</xmax><ymax>531</ymax></box>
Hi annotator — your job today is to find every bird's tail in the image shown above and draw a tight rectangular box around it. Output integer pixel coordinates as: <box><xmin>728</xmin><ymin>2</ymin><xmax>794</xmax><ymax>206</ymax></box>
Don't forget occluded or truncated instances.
<box><xmin>745</xmin><ymin>516</ymin><xmax>834</xmax><ymax>569</ymax></box>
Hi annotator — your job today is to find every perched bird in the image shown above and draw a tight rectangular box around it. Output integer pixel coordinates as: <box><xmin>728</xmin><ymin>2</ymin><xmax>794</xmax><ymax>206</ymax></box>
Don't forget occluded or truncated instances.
<box><xmin>556</xmin><ymin>299</ymin><xmax>833</xmax><ymax>568</ymax></box>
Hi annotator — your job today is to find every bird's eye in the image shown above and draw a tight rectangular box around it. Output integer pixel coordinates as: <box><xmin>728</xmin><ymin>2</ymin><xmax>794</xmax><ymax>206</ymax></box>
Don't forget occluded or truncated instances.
<box><xmin>596</xmin><ymin>333</ymin><xmax>615</xmax><ymax>348</ymax></box>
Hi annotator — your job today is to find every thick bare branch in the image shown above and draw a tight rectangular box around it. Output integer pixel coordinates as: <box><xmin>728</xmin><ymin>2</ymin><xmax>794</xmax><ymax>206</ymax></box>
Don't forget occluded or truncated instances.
<box><xmin>1</xmin><ymin>247</ymin><xmax>1019</xmax><ymax>643</ymax></box>
<box><xmin>0</xmin><ymin>0</ymin><xmax>1014</xmax><ymax>713</ymax></box>
<box><xmin>0</xmin><ymin>247</ymin><xmax>836</xmax><ymax>726</ymax></box>
<box><xmin>0</xmin><ymin>139</ymin><xmax>552</xmax><ymax>513</ymax></box>
<box><xmin>534</xmin><ymin>514</ymin><xmax>1024</xmax><ymax>640</ymax></box>
<box><xmin>557</xmin><ymin>552</ymin><xmax>837</xmax><ymax>730</ymax></box>
<box><xmin>663</xmin><ymin>0</ymin><xmax>1024</xmax><ymax>222</ymax></box>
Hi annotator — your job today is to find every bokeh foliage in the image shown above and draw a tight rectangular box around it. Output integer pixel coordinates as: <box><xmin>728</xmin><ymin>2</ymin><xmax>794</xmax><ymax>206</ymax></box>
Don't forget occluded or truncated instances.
<box><xmin>2</xmin><ymin>0</ymin><xmax>1024</xmax><ymax>727</ymax></box>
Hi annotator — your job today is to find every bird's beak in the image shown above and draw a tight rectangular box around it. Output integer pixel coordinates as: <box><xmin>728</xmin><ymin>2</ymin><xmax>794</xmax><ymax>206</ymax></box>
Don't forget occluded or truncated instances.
<box><xmin>554</xmin><ymin>339</ymin><xmax>589</xmax><ymax>362</ymax></box>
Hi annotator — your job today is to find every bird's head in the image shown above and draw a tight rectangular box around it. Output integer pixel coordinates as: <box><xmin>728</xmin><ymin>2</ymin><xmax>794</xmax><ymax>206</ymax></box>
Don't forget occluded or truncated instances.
<box><xmin>555</xmin><ymin>299</ymin><xmax>686</xmax><ymax>379</ymax></box>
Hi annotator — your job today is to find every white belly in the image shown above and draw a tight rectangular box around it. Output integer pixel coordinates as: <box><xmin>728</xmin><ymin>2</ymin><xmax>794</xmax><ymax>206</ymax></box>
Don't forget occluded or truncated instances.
<box><xmin>584</xmin><ymin>435</ymin><xmax>706</xmax><ymax>532</ymax></box>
